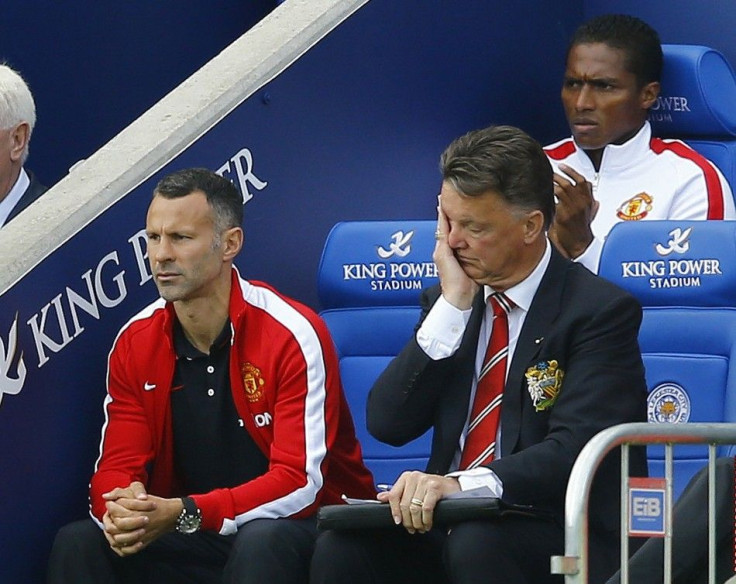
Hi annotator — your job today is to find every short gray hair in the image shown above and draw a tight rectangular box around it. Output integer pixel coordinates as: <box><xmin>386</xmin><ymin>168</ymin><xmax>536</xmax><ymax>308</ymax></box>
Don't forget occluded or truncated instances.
<box><xmin>0</xmin><ymin>64</ymin><xmax>36</xmax><ymax>163</ymax></box>
<box><xmin>440</xmin><ymin>125</ymin><xmax>555</xmax><ymax>229</ymax></box>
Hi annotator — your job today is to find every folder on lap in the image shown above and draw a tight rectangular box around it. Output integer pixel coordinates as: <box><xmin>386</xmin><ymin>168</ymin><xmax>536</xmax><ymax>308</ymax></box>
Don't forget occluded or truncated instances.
<box><xmin>317</xmin><ymin>497</ymin><xmax>546</xmax><ymax>531</ymax></box>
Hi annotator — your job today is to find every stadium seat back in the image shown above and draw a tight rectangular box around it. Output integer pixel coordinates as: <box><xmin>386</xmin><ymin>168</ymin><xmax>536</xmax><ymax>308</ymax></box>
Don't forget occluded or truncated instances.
<box><xmin>317</xmin><ymin>221</ymin><xmax>439</xmax><ymax>485</ymax></box>
<box><xmin>650</xmin><ymin>44</ymin><xmax>736</xmax><ymax>193</ymax></box>
<box><xmin>600</xmin><ymin>220</ymin><xmax>736</xmax><ymax>498</ymax></box>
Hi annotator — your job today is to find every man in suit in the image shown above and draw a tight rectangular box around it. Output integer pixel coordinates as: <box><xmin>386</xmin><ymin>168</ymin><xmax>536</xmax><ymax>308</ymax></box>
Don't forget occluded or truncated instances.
<box><xmin>311</xmin><ymin>125</ymin><xmax>648</xmax><ymax>584</ymax></box>
<box><xmin>0</xmin><ymin>63</ymin><xmax>47</xmax><ymax>228</ymax></box>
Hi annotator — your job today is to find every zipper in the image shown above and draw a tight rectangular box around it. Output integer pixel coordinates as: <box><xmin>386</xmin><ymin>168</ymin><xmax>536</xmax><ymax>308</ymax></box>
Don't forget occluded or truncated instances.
<box><xmin>591</xmin><ymin>172</ymin><xmax>600</xmax><ymax>197</ymax></box>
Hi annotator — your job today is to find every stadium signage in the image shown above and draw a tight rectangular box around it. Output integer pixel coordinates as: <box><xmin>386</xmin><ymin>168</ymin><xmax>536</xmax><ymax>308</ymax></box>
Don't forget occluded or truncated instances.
<box><xmin>216</xmin><ymin>147</ymin><xmax>268</xmax><ymax>204</ymax></box>
<box><xmin>628</xmin><ymin>477</ymin><xmax>667</xmax><ymax>537</ymax></box>
<box><xmin>26</xmin><ymin>234</ymin><xmax>149</xmax><ymax>369</ymax></box>
<box><xmin>340</xmin><ymin>229</ymin><xmax>438</xmax><ymax>291</ymax></box>
<box><xmin>650</xmin><ymin>95</ymin><xmax>691</xmax><ymax>112</ymax></box>
<box><xmin>617</xmin><ymin>227</ymin><xmax>721</xmax><ymax>289</ymax></box>
<box><xmin>648</xmin><ymin>95</ymin><xmax>690</xmax><ymax>124</ymax></box>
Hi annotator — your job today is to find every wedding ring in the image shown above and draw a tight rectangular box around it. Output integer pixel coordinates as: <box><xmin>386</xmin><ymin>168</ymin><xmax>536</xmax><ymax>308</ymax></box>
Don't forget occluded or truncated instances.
<box><xmin>410</xmin><ymin>497</ymin><xmax>424</xmax><ymax>506</ymax></box>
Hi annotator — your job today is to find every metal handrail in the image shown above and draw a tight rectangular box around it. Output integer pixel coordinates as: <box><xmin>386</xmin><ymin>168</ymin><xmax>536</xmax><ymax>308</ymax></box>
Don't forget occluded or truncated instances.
<box><xmin>550</xmin><ymin>422</ymin><xmax>736</xmax><ymax>583</ymax></box>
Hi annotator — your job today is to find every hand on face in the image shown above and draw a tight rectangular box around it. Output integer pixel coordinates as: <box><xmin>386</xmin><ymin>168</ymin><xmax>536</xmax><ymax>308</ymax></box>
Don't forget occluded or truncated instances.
<box><xmin>433</xmin><ymin>195</ymin><xmax>480</xmax><ymax>310</ymax></box>
<box><xmin>376</xmin><ymin>470</ymin><xmax>460</xmax><ymax>534</ymax></box>
<box><xmin>550</xmin><ymin>164</ymin><xmax>599</xmax><ymax>259</ymax></box>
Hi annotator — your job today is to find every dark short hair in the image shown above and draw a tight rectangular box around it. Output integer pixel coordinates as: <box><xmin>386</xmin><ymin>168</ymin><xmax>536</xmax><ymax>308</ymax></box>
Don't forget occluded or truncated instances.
<box><xmin>154</xmin><ymin>167</ymin><xmax>243</xmax><ymax>232</ymax></box>
<box><xmin>440</xmin><ymin>125</ymin><xmax>555</xmax><ymax>229</ymax></box>
<box><xmin>569</xmin><ymin>14</ymin><xmax>662</xmax><ymax>87</ymax></box>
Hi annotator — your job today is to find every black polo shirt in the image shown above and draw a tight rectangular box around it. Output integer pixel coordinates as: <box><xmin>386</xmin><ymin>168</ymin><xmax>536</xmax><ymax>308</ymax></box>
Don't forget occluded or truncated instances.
<box><xmin>170</xmin><ymin>319</ymin><xmax>268</xmax><ymax>495</ymax></box>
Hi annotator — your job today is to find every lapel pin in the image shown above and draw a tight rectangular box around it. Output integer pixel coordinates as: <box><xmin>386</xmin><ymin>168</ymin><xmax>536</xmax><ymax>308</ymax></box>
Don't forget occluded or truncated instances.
<box><xmin>534</xmin><ymin>337</ymin><xmax>544</xmax><ymax>344</ymax></box>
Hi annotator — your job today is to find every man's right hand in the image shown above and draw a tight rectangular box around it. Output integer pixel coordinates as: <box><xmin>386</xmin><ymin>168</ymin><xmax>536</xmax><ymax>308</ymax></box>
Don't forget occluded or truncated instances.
<box><xmin>550</xmin><ymin>164</ymin><xmax>599</xmax><ymax>259</ymax></box>
<box><xmin>433</xmin><ymin>195</ymin><xmax>479</xmax><ymax>310</ymax></box>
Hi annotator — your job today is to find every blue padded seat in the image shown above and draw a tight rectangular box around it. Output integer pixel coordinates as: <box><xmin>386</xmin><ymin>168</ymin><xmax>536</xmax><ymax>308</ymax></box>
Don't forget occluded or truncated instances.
<box><xmin>650</xmin><ymin>45</ymin><xmax>736</xmax><ymax>192</ymax></box>
<box><xmin>599</xmin><ymin>220</ymin><xmax>736</xmax><ymax>498</ymax></box>
<box><xmin>317</xmin><ymin>220</ymin><xmax>439</xmax><ymax>485</ymax></box>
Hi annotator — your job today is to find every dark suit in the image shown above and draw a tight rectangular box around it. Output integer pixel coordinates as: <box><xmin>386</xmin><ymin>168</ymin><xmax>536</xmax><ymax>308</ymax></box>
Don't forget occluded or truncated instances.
<box><xmin>4</xmin><ymin>169</ymin><xmax>47</xmax><ymax>225</ymax></box>
<box><xmin>366</xmin><ymin>247</ymin><xmax>649</xmax><ymax>583</ymax></box>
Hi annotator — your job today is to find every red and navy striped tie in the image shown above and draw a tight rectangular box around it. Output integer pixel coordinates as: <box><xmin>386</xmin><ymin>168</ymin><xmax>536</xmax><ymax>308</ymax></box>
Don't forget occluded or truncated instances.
<box><xmin>460</xmin><ymin>292</ymin><xmax>514</xmax><ymax>469</ymax></box>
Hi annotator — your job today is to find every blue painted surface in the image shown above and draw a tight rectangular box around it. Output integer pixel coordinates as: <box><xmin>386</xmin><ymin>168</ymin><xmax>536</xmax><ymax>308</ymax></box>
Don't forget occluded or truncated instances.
<box><xmin>585</xmin><ymin>0</ymin><xmax>736</xmax><ymax>68</ymax></box>
<box><xmin>3</xmin><ymin>0</ymin><xmax>276</xmax><ymax>186</ymax></box>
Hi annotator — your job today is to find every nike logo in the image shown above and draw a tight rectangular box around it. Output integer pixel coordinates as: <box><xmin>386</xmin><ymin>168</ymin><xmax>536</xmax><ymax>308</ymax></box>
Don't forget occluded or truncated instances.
<box><xmin>143</xmin><ymin>382</ymin><xmax>156</xmax><ymax>391</ymax></box>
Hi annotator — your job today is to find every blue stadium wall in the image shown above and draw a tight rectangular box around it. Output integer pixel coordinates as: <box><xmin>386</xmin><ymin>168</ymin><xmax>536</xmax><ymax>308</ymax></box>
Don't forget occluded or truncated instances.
<box><xmin>3</xmin><ymin>0</ymin><xmax>277</xmax><ymax>187</ymax></box>
<box><xmin>1</xmin><ymin>1</ymin><xmax>735</xmax><ymax>582</ymax></box>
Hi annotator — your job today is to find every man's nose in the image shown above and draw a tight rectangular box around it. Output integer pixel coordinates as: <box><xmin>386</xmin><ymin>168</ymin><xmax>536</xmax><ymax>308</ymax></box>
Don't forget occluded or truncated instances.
<box><xmin>447</xmin><ymin>228</ymin><xmax>465</xmax><ymax>249</ymax></box>
<box><xmin>575</xmin><ymin>85</ymin><xmax>594</xmax><ymax>110</ymax></box>
<box><xmin>153</xmin><ymin>238</ymin><xmax>174</xmax><ymax>262</ymax></box>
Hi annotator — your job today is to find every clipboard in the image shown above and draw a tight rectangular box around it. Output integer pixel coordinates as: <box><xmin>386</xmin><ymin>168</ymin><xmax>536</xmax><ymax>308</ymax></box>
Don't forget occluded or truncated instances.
<box><xmin>317</xmin><ymin>497</ymin><xmax>545</xmax><ymax>531</ymax></box>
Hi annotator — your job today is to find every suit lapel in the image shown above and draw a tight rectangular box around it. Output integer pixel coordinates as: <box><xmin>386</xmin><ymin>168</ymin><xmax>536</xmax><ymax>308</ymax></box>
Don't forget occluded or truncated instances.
<box><xmin>500</xmin><ymin>249</ymin><xmax>569</xmax><ymax>455</ymax></box>
<box><xmin>7</xmin><ymin>170</ymin><xmax>48</xmax><ymax>223</ymax></box>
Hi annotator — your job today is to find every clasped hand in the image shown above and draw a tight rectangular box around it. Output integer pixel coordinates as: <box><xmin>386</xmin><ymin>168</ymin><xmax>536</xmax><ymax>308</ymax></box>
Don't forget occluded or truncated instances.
<box><xmin>102</xmin><ymin>481</ymin><xmax>181</xmax><ymax>557</ymax></box>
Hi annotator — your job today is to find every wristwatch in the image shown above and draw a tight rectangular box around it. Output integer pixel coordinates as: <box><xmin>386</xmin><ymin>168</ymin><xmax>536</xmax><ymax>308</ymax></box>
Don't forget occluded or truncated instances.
<box><xmin>175</xmin><ymin>496</ymin><xmax>202</xmax><ymax>534</ymax></box>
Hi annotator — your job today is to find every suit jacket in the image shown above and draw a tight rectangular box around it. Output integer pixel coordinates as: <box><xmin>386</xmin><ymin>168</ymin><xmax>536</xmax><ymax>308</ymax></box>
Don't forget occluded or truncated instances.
<box><xmin>6</xmin><ymin>169</ymin><xmax>47</xmax><ymax>225</ymax></box>
<box><xmin>368</xmin><ymin>247</ymin><xmax>648</xmax><ymax>540</ymax></box>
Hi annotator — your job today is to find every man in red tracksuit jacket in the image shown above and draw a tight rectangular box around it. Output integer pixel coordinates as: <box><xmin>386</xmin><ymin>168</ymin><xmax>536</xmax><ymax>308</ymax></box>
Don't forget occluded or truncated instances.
<box><xmin>48</xmin><ymin>168</ymin><xmax>375</xmax><ymax>583</ymax></box>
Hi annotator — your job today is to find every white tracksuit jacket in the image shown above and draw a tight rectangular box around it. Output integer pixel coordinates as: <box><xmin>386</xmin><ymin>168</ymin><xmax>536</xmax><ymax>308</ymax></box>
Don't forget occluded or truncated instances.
<box><xmin>545</xmin><ymin>122</ymin><xmax>736</xmax><ymax>273</ymax></box>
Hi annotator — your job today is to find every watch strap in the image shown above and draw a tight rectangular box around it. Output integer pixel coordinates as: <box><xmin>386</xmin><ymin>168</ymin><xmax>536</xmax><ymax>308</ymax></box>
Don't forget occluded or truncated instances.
<box><xmin>176</xmin><ymin>496</ymin><xmax>202</xmax><ymax>534</ymax></box>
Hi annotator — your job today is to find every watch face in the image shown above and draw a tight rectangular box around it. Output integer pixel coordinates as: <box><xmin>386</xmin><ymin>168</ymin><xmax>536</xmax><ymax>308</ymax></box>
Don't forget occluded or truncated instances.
<box><xmin>177</xmin><ymin>513</ymin><xmax>201</xmax><ymax>534</ymax></box>
<box><xmin>176</xmin><ymin>498</ymin><xmax>202</xmax><ymax>534</ymax></box>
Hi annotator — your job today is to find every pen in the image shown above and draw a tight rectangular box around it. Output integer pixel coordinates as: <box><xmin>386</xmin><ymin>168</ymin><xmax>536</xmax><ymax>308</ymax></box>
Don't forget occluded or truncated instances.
<box><xmin>376</xmin><ymin>483</ymin><xmax>393</xmax><ymax>492</ymax></box>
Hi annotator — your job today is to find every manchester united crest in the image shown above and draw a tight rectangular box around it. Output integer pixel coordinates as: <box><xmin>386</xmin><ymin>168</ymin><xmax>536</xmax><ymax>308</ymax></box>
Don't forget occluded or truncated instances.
<box><xmin>616</xmin><ymin>192</ymin><xmax>653</xmax><ymax>221</ymax></box>
<box><xmin>525</xmin><ymin>360</ymin><xmax>564</xmax><ymax>412</ymax></box>
<box><xmin>241</xmin><ymin>362</ymin><xmax>265</xmax><ymax>403</ymax></box>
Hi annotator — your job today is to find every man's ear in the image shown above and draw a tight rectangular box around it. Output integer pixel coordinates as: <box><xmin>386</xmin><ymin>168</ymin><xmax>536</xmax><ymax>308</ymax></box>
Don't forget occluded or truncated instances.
<box><xmin>524</xmin><ymin>210</ymin><xmax>545</xmax><ymax>244</ymax></box>
<box><xmin>641</xmin><ymin>81</ymin><xmax>661</xmax><ymax>110</ymax></box>
<box><xmin>222</xmin><ymin>227</ymin><xmax>243</xmax><ymax>262</ymax></box>
<box><xmin>9</xmin><ymin>122</ymin><xmax>30</xmax><ymax>163</ymax></box>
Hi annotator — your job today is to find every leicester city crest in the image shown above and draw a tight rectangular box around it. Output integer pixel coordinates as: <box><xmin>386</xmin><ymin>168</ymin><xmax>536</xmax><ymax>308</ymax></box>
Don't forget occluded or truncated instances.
<box><xmin>647</xmin><ymin>383</ymin><xmax>691</xmax><ymax>423</ymax></box>
<box><xmin>525</xmin><ymin>359</ymin><xmax>564</xmax><ymax>412</ymax></box>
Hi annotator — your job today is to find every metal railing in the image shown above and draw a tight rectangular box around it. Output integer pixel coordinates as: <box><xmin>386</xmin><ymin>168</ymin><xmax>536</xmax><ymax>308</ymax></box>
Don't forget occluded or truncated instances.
<box><xmin>550</xmin><ymin>422</ymin><xmax>736</xmax><ymax>584</ymax></box>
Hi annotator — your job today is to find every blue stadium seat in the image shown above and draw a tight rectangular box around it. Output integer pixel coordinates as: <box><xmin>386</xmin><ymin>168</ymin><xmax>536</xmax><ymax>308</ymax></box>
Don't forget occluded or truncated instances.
<box><xmin>317</xmin><ymin>220</ymin><xmax>439</xmax><ymax>486</ymax></box>
<box><xmin>650</xmin><ymin>44</ymin><xmax>736</xmax><ymax>193</ymax></box>
<box><xmin>599</xmin><ymin>220</ymin><xmax>736</xmax><ymax>498</ymax></box>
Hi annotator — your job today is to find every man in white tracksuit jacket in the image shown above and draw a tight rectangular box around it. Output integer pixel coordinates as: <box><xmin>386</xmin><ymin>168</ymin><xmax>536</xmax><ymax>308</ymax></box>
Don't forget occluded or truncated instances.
<box><xmin>545</xmin><ymin>14</ymin><xmax>735</xmax><ymax>274</ymax></box>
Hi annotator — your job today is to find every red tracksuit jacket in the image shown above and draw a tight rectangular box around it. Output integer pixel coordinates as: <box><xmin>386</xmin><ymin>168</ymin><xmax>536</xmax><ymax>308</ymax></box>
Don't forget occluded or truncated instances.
<box><xmin>90</xmin><ymin>269</ymin><xmax>375</xmax><ymax>534</ymax></box>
